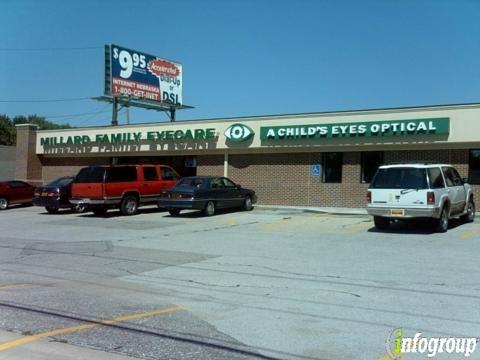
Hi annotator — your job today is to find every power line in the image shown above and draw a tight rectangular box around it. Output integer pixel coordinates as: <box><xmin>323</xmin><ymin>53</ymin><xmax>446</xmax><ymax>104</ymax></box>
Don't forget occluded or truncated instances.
<box><xmin>44</xmin><ymin>109</ymin><xmax>112</xmax><ymax>119</ymax></box>
<box><xmin>0</xmin><ymin>97</ymin><xmax>92</xmax><ymax>103</ymax></box>
<box><xmin>0</xmin><ymin>46</ymin><xmax>103</xmax><ymax>52</ymax></box>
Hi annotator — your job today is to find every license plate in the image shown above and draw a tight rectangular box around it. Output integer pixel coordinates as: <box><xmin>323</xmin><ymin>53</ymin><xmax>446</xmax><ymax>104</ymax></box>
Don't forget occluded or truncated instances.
<box><xmin>390</xmin><ymin>209</ymin><xmax>405</xmax><ymax>217</ymax></box>
<box><xmin>41</xmin><ymin>192</ymin><xmax>47</xmax><ymax>196</ymax></box>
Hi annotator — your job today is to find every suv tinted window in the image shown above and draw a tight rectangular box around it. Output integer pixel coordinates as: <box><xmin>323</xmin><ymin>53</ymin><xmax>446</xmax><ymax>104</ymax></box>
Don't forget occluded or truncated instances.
<box><xmin>143</xmin><ymin>167</ymin><xmax>158</xmax><ymax>181</ymax></box>
<box><xmin>8</xmin><ymin>181</ymin><xmax>29</xmax><ymax>188</ymax></box>
<box><xmin>106</xmin><ymin>167</ymin><xmax>137</xmax><ymax>183</ymax></box>
<box><xmin>427</xmin><ymin>168</ymin><xmax>445</xmax><ymax>189</ymax></box>
<box><xmin>371</xmin><ymin>168</ymin><xmax>427</xmax><ymax>189</ymax></box>
<box><xmin>75</xmin><ymin>167</ymin><xmax>106</xmax><ymax>183</ymax></box>
<box><xmin>442</xmin><ymin>167</ymin><xmax>462</xmax><ymax>187</ymax></box>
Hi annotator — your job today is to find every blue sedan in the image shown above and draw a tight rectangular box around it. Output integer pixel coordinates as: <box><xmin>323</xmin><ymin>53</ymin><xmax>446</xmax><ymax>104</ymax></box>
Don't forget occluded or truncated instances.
<box><xmin>159</xmin><ymin>176</ymin><xmax>257</xmax><ymax>216</ymax></box>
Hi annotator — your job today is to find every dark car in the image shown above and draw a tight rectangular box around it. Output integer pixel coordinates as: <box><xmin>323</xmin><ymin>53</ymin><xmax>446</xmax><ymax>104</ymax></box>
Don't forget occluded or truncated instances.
<box><xmin>159</xmin><ymin>176</ymin><xmax>256</xmax><ymax>216</ymax></box>
<box><xmin>33</xmin><ymin>177</ymin><xmax>86</xmax><ymax>214</ymax></box>
<box><xmin>0</xmin><ymin>180</ymin><xmax>35</xmax><ymax>210</ymax></box>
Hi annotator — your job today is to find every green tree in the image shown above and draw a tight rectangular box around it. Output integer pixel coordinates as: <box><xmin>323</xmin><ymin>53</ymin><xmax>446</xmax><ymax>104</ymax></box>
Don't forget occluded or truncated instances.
<box><xmin>0</xmin><ymin>114</ymin><xmax>71</xmax><ymax>146</ymax></box>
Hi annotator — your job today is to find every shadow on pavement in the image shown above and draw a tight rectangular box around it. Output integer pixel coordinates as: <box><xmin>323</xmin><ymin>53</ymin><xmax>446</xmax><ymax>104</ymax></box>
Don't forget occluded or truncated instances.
<box><xmin>368</xmin><ymin>218</ymin><xmax>465</xmax><ymax>235</ymax></box>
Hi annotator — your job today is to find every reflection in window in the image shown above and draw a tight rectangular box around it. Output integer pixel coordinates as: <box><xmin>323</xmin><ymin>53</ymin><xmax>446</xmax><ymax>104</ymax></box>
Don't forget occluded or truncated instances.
<box><xmin>322</xmin><ymin>152</ymin><xmax>343</xmax><ymax>183</ymax></box>
<box><xmin>469</xmin><ymin>150</ymin><xmax>480</xmax><ymax>185</ymax></box>
<box><xmin>361</xmin><ymin>152</ymin><xmax>383</xmax><ymax>183</ymax></box>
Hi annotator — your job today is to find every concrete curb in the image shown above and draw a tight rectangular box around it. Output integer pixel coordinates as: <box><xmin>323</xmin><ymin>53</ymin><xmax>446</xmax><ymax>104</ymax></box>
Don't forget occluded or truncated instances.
<box><xmin>255</xmin><ymin>204</ymin><xmax>368</xmax><ymax>216</ymax></box>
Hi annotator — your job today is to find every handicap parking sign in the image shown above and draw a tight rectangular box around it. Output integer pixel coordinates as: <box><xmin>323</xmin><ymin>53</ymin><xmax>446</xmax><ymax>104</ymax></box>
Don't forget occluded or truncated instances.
<box><xmin>311</xmin><ymin>164</ymin><xmax>321</xmax><ymax>177</ymax></box>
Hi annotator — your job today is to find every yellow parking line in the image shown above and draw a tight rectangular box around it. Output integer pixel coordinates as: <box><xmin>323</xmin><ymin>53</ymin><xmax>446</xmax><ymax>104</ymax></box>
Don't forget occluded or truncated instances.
<box><xmin>460</xmin><ymin>226</ymin><xmax>480</xmax><ymax>240</ymax></box>
<box><xmin>377</xmin><ymin>353</ymin><xmax>403</xmax><ymax>360</ymax></box>
<box><xmin>0</xmin><ymin>284</ymin><xmax>32</xmax><ymax>290</ymax></box>
<box><xmin>0</xmin><ymin>304</ymin><xmax>184</xmax><ymax>352</ymax></box>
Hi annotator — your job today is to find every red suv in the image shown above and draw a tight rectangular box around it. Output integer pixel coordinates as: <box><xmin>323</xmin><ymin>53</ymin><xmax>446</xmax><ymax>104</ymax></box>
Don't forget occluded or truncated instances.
<box><xmin>70</xmin><ymin>165</ymin><xmax>180</xmax><ymax>216</ymax></box>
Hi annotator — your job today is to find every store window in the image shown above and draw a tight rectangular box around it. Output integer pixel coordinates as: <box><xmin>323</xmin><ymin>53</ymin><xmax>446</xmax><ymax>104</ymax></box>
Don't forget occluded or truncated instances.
<box><xmin>361</xmin><ymin>152</ymin><xmax>384</xmax><ymax>183</ymax></box>
<box><xmin>469</xmin><ymin>150</ymin><xmax>480</xmax><ymax>185</ymax></box>
<box><xmin>322</xmin><ymin>152</ymin><xmax>343</xmax><ymax>183</ymax></box>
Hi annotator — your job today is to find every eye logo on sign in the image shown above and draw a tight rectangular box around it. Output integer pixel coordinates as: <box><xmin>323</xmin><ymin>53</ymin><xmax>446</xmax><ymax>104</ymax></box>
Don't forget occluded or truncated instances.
<box><xmin>224</xmin><ymin>123</ymin><xmax>254</xmax><ymax>142</ymax></box>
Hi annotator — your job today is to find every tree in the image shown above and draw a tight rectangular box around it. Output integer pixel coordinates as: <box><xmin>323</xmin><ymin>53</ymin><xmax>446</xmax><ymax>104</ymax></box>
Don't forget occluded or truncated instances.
<box><xmin>0</xmin><ymin>114</ymin><xmax>71</xmax><ymax>146</ymax></box>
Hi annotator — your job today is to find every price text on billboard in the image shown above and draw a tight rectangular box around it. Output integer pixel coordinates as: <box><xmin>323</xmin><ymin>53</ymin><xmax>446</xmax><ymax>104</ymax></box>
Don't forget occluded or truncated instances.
<box><xmin>109</xmin><ymin>44</ymin><xmax>182</xmax><ymax>105</ymax></box>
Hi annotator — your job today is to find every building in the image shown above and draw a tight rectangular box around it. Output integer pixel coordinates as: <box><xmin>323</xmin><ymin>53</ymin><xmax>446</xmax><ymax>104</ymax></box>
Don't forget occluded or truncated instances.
<box><xmin>15</xmin><ymin>103</ymin><xmax>480</xmax><ymax>208</ymax></box>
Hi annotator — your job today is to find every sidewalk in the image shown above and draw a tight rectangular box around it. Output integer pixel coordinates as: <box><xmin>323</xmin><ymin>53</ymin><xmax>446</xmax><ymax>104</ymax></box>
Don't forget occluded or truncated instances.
<box><xmin>255</xmin><ymin>204</ymin><xmax>368</xmax><ymax>215</ymax></box>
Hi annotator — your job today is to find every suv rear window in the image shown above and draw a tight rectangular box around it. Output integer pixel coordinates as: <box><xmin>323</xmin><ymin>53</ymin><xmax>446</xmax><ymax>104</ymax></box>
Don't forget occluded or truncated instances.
<box><xmin>371</xmin><ymin>168</ymin><xmax>428</xmax><ymax>189</ymax></box>
<box><xmin>105</xmin><ymin>166</ymin><xmax>137</xmax><ymax>182</ymax></box>
<box><xmin>75</xmin><ymin>167</ymin><xmax>106</xmax><ymax>183</ymax></box>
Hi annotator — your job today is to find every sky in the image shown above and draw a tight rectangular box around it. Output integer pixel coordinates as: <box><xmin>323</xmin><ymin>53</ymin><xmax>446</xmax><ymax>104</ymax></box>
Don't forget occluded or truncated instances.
<box><xmin>0</xmin><ymin>0</ymin><xmax>479</xmax><ymax>127</ymax></box>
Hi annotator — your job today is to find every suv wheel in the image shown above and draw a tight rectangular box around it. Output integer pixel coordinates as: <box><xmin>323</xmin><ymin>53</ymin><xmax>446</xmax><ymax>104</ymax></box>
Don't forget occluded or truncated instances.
<box><xmin>204</xmin><ymin>201</ymin><xmax>215</xmax><ymax>216</ymax></box>
<box><xmin>460</xmin><ymin>199</ymin><xmax>475</xmax><ymax>223</ymax></box>
<box><xmin>73</xmin><ymin>203</ymin><xmax>86</xmax><ymax>214</ymax></box>
<box><xmin>243</xmin><ymin>196</ymin><xmax>253</xmax><ymax>211</ymax></box>
<box><xmin>45</xmin><ymin>205</ymin><xmax>58</xmax><ymax>214</ymax></box>
<box><xmin>373</xmin><ymin>216</ymin><xmax>389</xmax><ymax>230</ymax></box>
<box><xmin>434</xmin><ymin>207</ymin><xmax>449</xmax><ymax>233</ymax></box>
<box><xmin>0</xmin><ymin>197</ymin><xmax>9</xmax><ymax>210</ymax></box>
<box><xmin>121</xmin><ymin>195</ymin><xmax>139</xmax><ymax>216</ymax></box>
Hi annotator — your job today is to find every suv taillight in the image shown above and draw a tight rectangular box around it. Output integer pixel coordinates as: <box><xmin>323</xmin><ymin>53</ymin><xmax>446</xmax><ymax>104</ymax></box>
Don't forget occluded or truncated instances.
<box><xmin>366</xmin><ymin>191</ymin><xmax>372</xmax><ymax>203</ymax></box>
<box><xmin>427</xmin><ymin>191</ymin><xmax>435</xmax><ymax>205</ymax></box>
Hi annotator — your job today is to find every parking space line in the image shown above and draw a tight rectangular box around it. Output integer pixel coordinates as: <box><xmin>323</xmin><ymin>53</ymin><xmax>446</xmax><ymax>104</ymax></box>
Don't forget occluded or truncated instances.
<box><xmin>460</xmin><ymin>226</ymin><xmax>480</xmax><ymax>240</ymax></box>
<box><xmin>0</xmin><ymin>304</ymin><xmax>184</xmax><ymax>352</ymax></box>
<box><xmin>0</xmin><ymin>284</ymin><xmax>32</xmax><ymax>290</ymax></box>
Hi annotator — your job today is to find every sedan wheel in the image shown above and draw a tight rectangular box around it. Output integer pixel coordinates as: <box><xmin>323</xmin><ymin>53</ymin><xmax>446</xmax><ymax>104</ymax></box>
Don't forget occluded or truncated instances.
<box><xmin>45</xmin><ymin>205</ymin><xmax>58</xmax><ymax>214</ymax></box>
<box><xmin>204</xmin><ymin>201</ymin><xmax>215</xmax><ymax>216</ymax></box>
<box><xmin>168</xmin><ymin>208</ymin><xmax>181</xmax><ymax>216</ymax></box>
<box><xmin>243</xmin><ymin>196</ymin><xmax>253</xmax><ymax>211</ymax></box>
<box><xmin>0</xmin><ymin>197</ymin><xmax>8</xmax><ymax>210</ymax></box>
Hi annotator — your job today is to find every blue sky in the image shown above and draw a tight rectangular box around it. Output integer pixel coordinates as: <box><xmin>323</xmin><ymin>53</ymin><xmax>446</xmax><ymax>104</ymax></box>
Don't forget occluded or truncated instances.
<box><xmin>0</xmin><ymin>0</ymin><xmax>479</xmax><ymax>127</ymax></box>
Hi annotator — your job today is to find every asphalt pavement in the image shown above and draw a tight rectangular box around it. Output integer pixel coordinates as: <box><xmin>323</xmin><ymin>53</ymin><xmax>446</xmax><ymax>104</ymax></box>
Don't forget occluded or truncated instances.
<box><xmin>0</xmin><ymin>205</ymin><xmax>479</xmax><ymax>359</ymax></box>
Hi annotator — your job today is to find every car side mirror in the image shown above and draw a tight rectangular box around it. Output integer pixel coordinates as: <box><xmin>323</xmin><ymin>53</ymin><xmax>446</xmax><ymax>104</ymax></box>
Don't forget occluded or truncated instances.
<box><xmin>236</xmin><ymin>184</ymin><xmax>242</xmax><ymax>189</ymax></box>
<box><xmin>462</xmin><ymin>177</ymin><xmax>469</xmax><ymax>184</ymax></box>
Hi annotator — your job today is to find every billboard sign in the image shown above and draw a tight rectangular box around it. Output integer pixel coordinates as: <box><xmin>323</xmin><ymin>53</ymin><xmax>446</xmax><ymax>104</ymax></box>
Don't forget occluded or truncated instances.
<box><xmin>106</xmin><ymin>44</ymin><xmax>182</xmax><ymax>105</ymax></box>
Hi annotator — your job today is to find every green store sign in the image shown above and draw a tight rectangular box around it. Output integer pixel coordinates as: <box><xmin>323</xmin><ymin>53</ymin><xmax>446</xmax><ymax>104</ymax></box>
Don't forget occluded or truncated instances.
<box><xmin>40</xmin><ymin>128</ymin><xmax>216</xmax><ymax>146</ymax></box>
<box><xmin>260</xmin><ymin>118</ymin><xmax>450</xmax><ymax>141</ymax></box>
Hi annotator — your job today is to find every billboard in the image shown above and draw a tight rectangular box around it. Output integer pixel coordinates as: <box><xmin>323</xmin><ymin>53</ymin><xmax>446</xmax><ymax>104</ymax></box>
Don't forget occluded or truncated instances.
<box><xmin>105</xmin><ymin>44</ymin><xmax>182</xmax><ymax>105</ymax></box>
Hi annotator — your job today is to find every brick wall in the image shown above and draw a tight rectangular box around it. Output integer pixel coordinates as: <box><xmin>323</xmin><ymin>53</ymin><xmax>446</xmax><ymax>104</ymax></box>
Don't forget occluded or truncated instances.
<box><xmin>15</xmin><ymin>124</ymin><xmax>43</xmax><ymax>184</ymax></box>
<box><xmin>40</xmin><ymin>157</ymin><xmax>110</xmax><ymax>184</ymax></box>
<box><xmin>227</xmin><ymin>149</ymin><xmax>478</xmax><ymax>208</ymax></box>
<box><xmin>197</xmin><ymin>155</ymin><xmax>224</xmax><ymax>177</ymax></box>
<box><xmin>34</xmin><ymin>149</ymin><xmax>479</xmax><ymax>207</ymax></box>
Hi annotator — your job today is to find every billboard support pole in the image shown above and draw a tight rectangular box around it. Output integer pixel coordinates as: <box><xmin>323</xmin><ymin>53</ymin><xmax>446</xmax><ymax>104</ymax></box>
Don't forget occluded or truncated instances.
<box><xmin>111</xmin><ymin>96</ymin><xmax>118</xmax><ymax>126</ymax></box>
<box><xmin>169</xmin><ymin>107</ymin><xmax>176</xmax><ymax>122</ymax></box>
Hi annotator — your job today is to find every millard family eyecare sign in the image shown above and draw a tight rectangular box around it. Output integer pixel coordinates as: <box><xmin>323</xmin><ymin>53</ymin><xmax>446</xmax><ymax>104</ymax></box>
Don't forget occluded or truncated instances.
<box><xmin>260</xmin><ymin>118</ymin><xmax>450</xmax><ymax>141</ymax></box>
<box><xmin>39</xmin><ymin>128</ymin><xmax>216</xmax><ymax>147</ymax></box>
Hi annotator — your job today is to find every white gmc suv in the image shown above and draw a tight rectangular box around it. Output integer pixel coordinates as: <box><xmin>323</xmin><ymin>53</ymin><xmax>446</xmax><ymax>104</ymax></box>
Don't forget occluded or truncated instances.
<box><xmin>366</xmin><ymin>164</ymin><xmax>475</xmax><ymax>232</ymax></box>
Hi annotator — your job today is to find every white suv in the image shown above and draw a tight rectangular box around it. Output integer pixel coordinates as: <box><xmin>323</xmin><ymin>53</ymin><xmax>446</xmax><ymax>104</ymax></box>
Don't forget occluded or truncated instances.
<box><xmin>367</xmin><ymin>164</ymin><xmax>475</xmax><ymax>232</ymax></box>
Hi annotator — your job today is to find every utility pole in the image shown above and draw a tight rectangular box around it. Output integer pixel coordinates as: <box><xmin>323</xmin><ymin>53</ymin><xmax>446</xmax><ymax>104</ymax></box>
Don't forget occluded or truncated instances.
<box><xmin>111</xmin><ymin>96</ymin><xmax>118</xmax><ymax>126</ymax></box>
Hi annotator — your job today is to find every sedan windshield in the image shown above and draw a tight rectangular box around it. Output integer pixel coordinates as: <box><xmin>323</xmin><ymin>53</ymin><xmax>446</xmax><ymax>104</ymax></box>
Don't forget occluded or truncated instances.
<box><xmin>371</xmin><ymin>168</ymin><xmax>428</xmax><ymax>189</ymax></box>
<box><xmin>47</xmin><ymin>177</ymin><xmax>73</xmax><ymax>187</ymax></box>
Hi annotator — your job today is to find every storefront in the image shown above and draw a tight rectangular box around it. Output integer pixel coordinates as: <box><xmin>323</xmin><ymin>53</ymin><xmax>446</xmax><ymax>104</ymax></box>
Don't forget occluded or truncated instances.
<box><xmin>15</xmin><ymin>103</ymin><xmax>480</xmax><ymax>208</ymax></box>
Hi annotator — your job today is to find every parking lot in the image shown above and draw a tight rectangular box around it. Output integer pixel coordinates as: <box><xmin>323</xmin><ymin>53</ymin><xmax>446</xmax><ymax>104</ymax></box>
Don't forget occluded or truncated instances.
<box><xmin>0</xmin><ymin>205</ymin><xmax>479</xmax><ymax>359</ymax></box>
